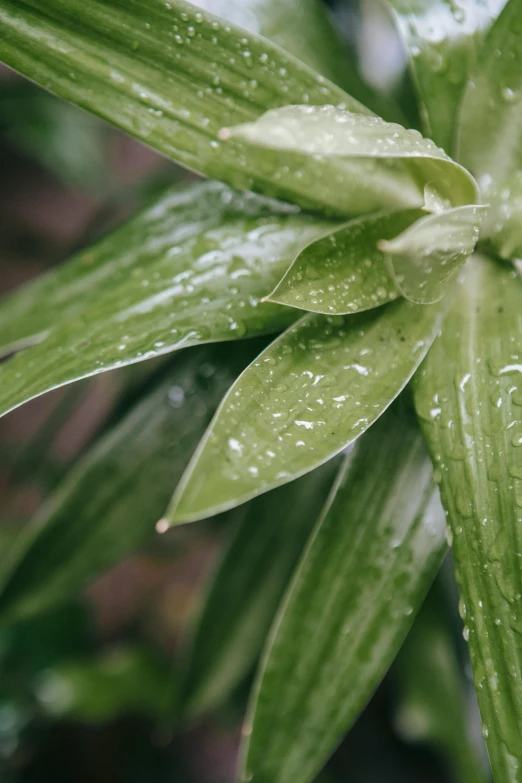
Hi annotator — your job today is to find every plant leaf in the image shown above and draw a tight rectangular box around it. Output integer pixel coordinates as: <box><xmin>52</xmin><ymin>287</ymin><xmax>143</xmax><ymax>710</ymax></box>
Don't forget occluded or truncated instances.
<box><xmin>194</xmin><ymin>0</ymin><xmax>394</xmax><ymax>118</ymax></box>
<box><xmin>0</xmin><ymin>0</ymin><xmax>370</xmax><ymax>213</ymax></box>
<box><xmin>384</xmin><ymin>0</ymin><xmax>506</xmax><ymax>154</ymax></box>
<box><xmin>221</xmin><ymin>104</ymin><xmax>480</xmax><ymax>212</ymax></box>
<box><xmin>457</xmin><ymin>0</ymin><xmax>522</xmax><ymax>187</ymax></box>
<box><xmin>380</xmin><ymin>204</ymin><xmax>486</xmax><ymax>303</ymax></box>
<box><xmin>239</xmin><ymin>407</ymin><xmax>446</xmax><ymax>783</ymax></box>
<box><xmin>394</xmin><ymin>584</ymin><xmax>489</xmax><ymax>783</ymax></box>
<box><xmin>267</xmin><ymin>209</ymin><xmax>422</xmax><ymax>314</ymax></box>
<box><xmin>414</xmin><ymin>254</ymin><xmax>522</xmax><ymax>779</ymax></box>
<box><xmin>168</xmin><ymin>297</ymin><xmax>448</xmax><ymax>524</ymax></box>
<box><xmin>181</xmin><ymin>458</ymin><xmax>340</xmax><ymax>719</ymax></box>
<box><xmin>481</xmin><ymin>170</ymin><xmax>522</xmax><ymax>261</ymax></box>
<box><xmin>0</xmin><ymin>181</ymin><xmax>334</xmax><ymax>415</ymax></box>
<box><xmin>0</xmin><ymin>343</ymin><xmax>258</xmax><ymax>623</ymax></box>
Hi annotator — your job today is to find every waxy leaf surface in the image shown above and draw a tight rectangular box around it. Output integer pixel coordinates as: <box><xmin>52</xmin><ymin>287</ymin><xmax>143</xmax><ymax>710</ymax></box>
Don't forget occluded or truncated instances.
<box><xmin>0</xmin><ymin>344</ymin><xmax>258</xmax><ymax>623</ymax></box>
<box><xmin>0</xmin><ymin>0</ymin><xmax>368</xmax><ymax>213</ymax></box>
<box><xmin>385</xmin><ymin>0</ymin><xmax>506</xmax><ymax>154</ymax></box>
<box><xmin>414</xmin><ymin>254</ymin><xmax>522</xmax><ymax>780</ymax></box>
<box><xmin>0</xmin><ymin>182</ymin><xmax>333</xmax><ymax>416</ymax></box>
<box><xmin>168</xmin><ymin>297</ymin><xmax>448</xmax><ymax>523</ymax></box>
<box><xmin>240</xmin><ymin>409</ymin><xmax>446</xmax><ymax>783</ymax></box>
<box><xmin>181</xmin><ymin>459</ymin><xmax>339</xmax><ymax>718</ymax></box>
<box><xmin>458</xmin><ymin>0</ymin><xmax>522</xmax><ymax>186</ymax></box>
<box><xmin>268</xmin><ymin>210</ymin><xmax>421</xmax><ymax>314</ymax></box>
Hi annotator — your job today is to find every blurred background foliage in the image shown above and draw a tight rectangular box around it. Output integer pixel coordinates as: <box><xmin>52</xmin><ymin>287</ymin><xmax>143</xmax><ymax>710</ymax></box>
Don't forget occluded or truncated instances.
<box><xmin>0</xmin><ymin>1</ymin><xmax>487</xmax><ymax>780</ymax></box>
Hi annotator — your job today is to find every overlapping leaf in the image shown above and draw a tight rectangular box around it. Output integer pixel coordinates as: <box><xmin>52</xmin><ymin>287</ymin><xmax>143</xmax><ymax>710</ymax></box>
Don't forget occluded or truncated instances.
<box><xmin>239</xmin><ymin>408</ymin><xmax>446</xmax><ymax>783</ymax></box>
<box><xmin>181</xmin><ymin>459</ymin><xmax>339</xmax><ymax>718</ymax></box>
<box><xmin>458</xmin><ymin>0</ymin><xmax>522</xmax><ymax>186</ymax></box>
<box><xmin>414</xmin><ymin>255</ymin><xmax>522</xmax><ymax>780</ymax></box>
<box><xmin>0</xmin><ymin>343</ymin><xmax>258</xmax><ymax>623</ymax></box>
<box><xmin>0</xmin><ymin>0</ymin><xmax>370</xmax><ymax>214</ymax></box>
<box><xmin>385</xmin><ymin>0</ymin><xmax>506</xmax><ymax>154</ymax></box>
<box><xmin>267</xmin><ymin>210</ymin><xmax>420</xmax><ymax>314</ymax></box>
<box><xmin>0</xmin><ymin>182</ymin><xmax>334</xmax><ymax>416</ymax></box>
<box><xmin>168</xmin><ymin>296</ymin><xmax>448</xmax><ymax>523</ymax></box>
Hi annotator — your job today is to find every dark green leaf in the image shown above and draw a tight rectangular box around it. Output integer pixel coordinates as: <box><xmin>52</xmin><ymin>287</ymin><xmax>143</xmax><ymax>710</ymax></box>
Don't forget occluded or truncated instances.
<box><xmin>168</xmin><ymin>296</ymin><xmax>448</xmax><ymax>523</ymax></box>
<box><xmin>240</xmin><ymin>408</ymin><xmax>446</xmax><ymax>783</ymax></box>
<box><xmin>181</xmin><ymin>459</ymin><xmax>339</xmax><ymax>719</ymax></box>
<box><xmin>0</xmin><ymin>343</ymin><xmax>257</xmax><ymax>623</ymax></box>
<box><xmin>414</xmin><ymin>254</ymin><xmax>522</xmax><ymax>779</ymax></box>
<box><xmin>394</xmin><ymin>585</ymin><xmax>488</xmax><ymax>783</ymax></box>
<box><xmin>0</xmin><ymin>182</ymin><xmax>333</xmax><ymax>413</ymax></box>
<box><xmin>385</xmin><ymin>0</ymin><xmax>506</xmax><ymax>154</ymax></box>
<box><xmin>457</xmin><ymin>0</ymin><xmax>522</xmax><ymax>187</ymax></box>
<box><xmin>0</xmin><ymin>0</ymin><xmax>367</xmax><ymax>212</ymax></box>
<box><xmin>267</xmin><ymin>210</ymin><xmax>421</xmax><ymax>314</ymax></box>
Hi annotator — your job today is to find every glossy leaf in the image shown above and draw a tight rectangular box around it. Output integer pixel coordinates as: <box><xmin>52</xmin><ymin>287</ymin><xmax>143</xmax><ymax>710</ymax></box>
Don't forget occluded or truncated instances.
<box><xmin>181</xmin><ymin>459</ymin><xmax>339</xmax><ymax>718</ymax></box>
<box><xmin>380</xmin><ymin>204</ymin><xmax>486</xmax><ymax>303</ymax></box>
<box><xmin>457</xmin><ymin>0</ymin><xmax>522</xmax><ymax>187</ymax></box>
<box><xmin>168</xmin><ymin>296</ymin><xmax>448</xmax><ymax>523</ymax></box>
<box><xmin>221</xmin><ymin>104</ymin><xmax>480</xmax><ymax>211</ymax></box>
<box><xmin>267</xmin><ymin>210</ymin><xmax>421</xmax><ymax>314</ymax></box>
<box><xmin>482</xmin><ymin>170</ymin><xmax>522</xmax><ymax>261</ymax></box>
<box><xmin>414</xmin><ymin>254</ymin><xmax>522</xmax><ymax>780</ymax></box>
<box><xmin>394</xmin><ymin>586</ymin><xmax>488</xmax><ymax>783</ymax></box>
<box><xmin>0</xmin><ymin>0</ymin><xmax>369</xmax><ymax>213</ymax></box>
<box><xmin>0</xmin><ymin>343</ymin><xmax>257</xmax><ymax>623</ymax></box>
<box><xmin>385</xmin><ymin>0</ymin><xmax>506</xmax><ymax>154</ymax></box>
<box><xmin>240</xmin><ymin>408</ymin><xmax>446</xmax><ymax>783</ymax></box>
<box><xmin>0</xmin><ymin>182</ymin><xmax>334</xmax><ymax>415</ymax></box>
<box><xmin>194</xmin><ymin>0</ymin><xmax>393</xmax><ymax>117</ymax></box>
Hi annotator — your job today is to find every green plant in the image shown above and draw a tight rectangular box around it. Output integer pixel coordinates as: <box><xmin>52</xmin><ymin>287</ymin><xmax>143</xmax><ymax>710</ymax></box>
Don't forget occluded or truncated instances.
<box><xmin>0</xmin><ymin>0</ymin><xmax>521</xmax><ymax>780</ymax></box>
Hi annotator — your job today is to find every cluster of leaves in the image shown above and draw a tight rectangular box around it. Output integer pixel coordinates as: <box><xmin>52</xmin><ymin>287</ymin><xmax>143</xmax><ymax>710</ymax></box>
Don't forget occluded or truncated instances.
<box><xmin>0</xmin><ymin>0</ymin><xmax>522</xmax><ymax>780</ymax></box>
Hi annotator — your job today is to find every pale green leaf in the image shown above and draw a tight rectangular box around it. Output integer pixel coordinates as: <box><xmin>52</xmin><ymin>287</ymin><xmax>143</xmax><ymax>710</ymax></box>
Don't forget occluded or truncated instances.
<box><xmin>181</xmin><ymin>459</ymin><xmax>339</xmax><ymax>719</ymax></box>
<box><xmin>0</xmin><ymin>0</ymin><xmax>369</xmax><ymax>213</ymax></box>
<box><xmin>168</xmin><ymin>297</ymin><xmax>448</xmax><ymax>523</ymax></box>
<box><xmin>414</xmin><ymin>254</ymin><xmax>522</xmax><ymax>780</ymax></box>
<box><xmin>0</xmin><ymin>343</ymin><xmax>257</xmax><ymax>624</ymax></box>
<box><xmin>394</xmin><ymin>585</ymin><xmax>489</xmax><ymax>783</ymax></box>
<box><xmin>267</xmin><ymin>209</ymin><xmax>421</xmax><ymax>315</ymax></box>
<box><xmin>220</xmin><ymin>104</ymin><xmax>480</xmax><ymax>212</ymax></box>
<box><xmin>240</xmin><ymin>408</ymin><xmax>446</xmax><ymax>783</ymax></box>
<box><xmin>481</xmin><ymin>171</ymin><xmax>522</xmax><ymax>261</ymax></box>
<box><xmin>384</xmin><ymin>0</ymin><xmax>506</xmax><ymax>154</ymax></box>
<box><xmin>0</xmin><ymin>181</ymin><xmax>334</xmax><ymax>415</ymax></box>
<box><xmin>457</xmin><ymin>0</ymin><xmax>522</xmax><ymax>187</ymax></box>
<box><xmin>380</xmin><ymin>203</ymin><xmax>486</xmax><ymax>303</ymax></box>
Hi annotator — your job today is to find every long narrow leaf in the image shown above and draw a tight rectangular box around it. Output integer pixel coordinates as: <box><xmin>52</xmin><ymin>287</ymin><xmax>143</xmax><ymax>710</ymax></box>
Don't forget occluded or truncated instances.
<box><xmin>0</xmin><ymin>182</ymin><xmax>333</xmax><ymax>415</ymax></box>
<box><xmin>414</xmin><ymin>254</ymin><xmax>522</xmax><ymax>779</ymax></box>
<box><xmin>457</xmin><ymin>0</ymin><xmax>522</xmax><ymax>186</ymax></box>
<box><xmin>239</xmin><ymin>407</ymin><xmax>446</xmax><ymax>783</ymax></box>
<box><xmin>0</xmin><ymin>0</ymin><xmax>368</xmax><ymax>213</ymax></box>
<box><xmin>385</xmin><ymin>0</ymin><xmax>506</xmax><ymax>154</ymax></box>
<box><xmin>181</xmin><ymin>459</ymin><xmax>340</xmax><ymax>719</ymax></box>
<box><xmin>168</xmin><ymin>296</ymin><xmax>448</xmax><ymax>523</ymax></box>
<box><xmin>0</xmin><ymin>343</ymin><xmax>257</xmax><ymax>623</ymax></box>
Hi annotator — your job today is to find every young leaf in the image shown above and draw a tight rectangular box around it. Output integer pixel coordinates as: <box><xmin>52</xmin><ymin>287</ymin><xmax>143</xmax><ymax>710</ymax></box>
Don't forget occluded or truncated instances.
<box><xmin>0</xmin><ymin>182</ymin><xmax>334</xmax><ymax>415</ymax></box>
<box><xmin>380</xmin><ymin>204</ymin><xmax>486</xmax><ymax>304</ymax></box>
<box><xmin>168</xmin><ymin>296</ymin><xmax>448</xmax><ymax>523</ymax></box>
<box><xmin>0</xmin><ymin>343</ymin><xmax>258</xmax><ymax>623</ymax></box>
<box><xmin>384</xmin><ymin>0</ymin><xmax>506</xmax><ymax>154</ymax></box>
<box><xmin>0</xmin><ymin>0</ymin><xmax>367</xmax><ymax>213</ymax></box>
<box><xmin>394</xmin><ymin>585</ymin><xmax>489</xmax><ymax>783</ymax></box>
<box><xmin>181</xmin><ymin>459</ymin><xmax>340</xmax><ymax>719</ymax></box>
<box><xmin>457</xmin><ymin>0</ymin><xmax>522</xmax><ymax>187</ymax></box>
<box><xmin>267</xmin><ymin>209</ymin><xmax>422</xmax><ymax>314</ymax></box>
<box><xmin>414</xmin><ymin>254</ymin><xmax>522</xmax><ymax>779</ymax></box>
<box><xmin>239</xmin><ymin>408</ymin><xmax>446</xmax><ymax>783</ymax></box>
<box><xmin>221</xmin><ymin>104</ymin><xmax>480</xmax><ymax>210</ymax></box>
